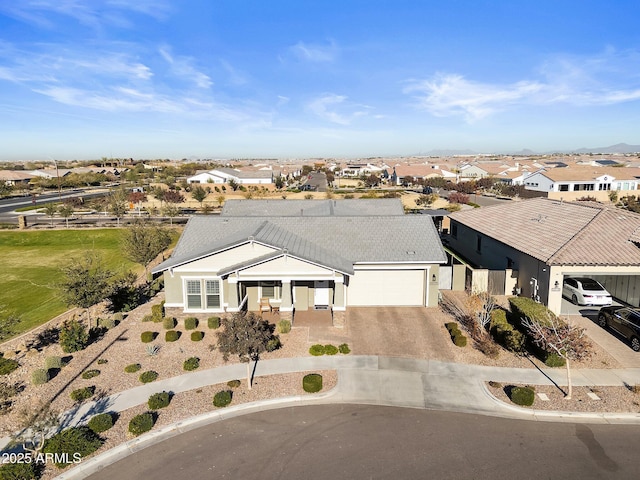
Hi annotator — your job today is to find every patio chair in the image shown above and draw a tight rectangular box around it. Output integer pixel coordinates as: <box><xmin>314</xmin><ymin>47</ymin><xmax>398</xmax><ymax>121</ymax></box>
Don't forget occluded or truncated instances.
<box><xmin>259</xmin><ymin>297</ymin><xmax>271</xmax><ymax>316</ymax></box>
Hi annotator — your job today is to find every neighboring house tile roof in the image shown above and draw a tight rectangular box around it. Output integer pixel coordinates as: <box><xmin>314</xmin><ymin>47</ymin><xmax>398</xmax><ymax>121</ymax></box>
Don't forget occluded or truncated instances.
<box><xmin>449</xmin><ymin>197</ymin><xmax>640</xmax><ymax>266</ymax></box>
<box><xmin>0</xmin><ymin>171</ymin><xmax>34</xmax><ymax>182</ymax></box>
<box><xmin>215</xmin><ymin>167</ymin><xmax>274</xmax><ymax>179</ymax></box>
<box><xmin>152</xmin><ymin>213</ymin><xmax>446</xmax><ymax>274</ymax></box>
<box><xmin>220</xmin><ymin>199</ymin><xmax>405</xmax><ymax>217</ymax></box>
<box><xmin>537</xmin><ymin>166</ymin><xmax>640</xmax><ymax>182</ymax></box>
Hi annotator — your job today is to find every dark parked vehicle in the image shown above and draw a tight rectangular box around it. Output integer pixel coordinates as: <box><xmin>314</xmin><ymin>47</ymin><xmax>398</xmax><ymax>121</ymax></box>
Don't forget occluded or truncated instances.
<box><xmin>598</xmin><ymin>306</ymin><xmax>640</xmax><ymax>352</ymax></box>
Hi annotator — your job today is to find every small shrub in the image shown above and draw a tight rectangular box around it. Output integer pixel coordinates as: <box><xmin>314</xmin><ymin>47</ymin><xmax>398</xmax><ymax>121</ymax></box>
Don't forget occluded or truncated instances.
<box><xmin>227</xmin><ymin>379</ymin><xmax>241</xmax><ymax>389</ymax></box>
<box><xmin>165</xmin><ymin>330</ymin><xmax>180</xmax><ymax>342</ymax></box>
<box><xmin>81</xmin><ymin>369</ymin><xmax>100</xmax><ymax>379</ymax></box>
<box><xmin>509</xmin><ymin>386</ymin><xmax>535</xmax><ymax>406</ymax></box>
<box><xmin>266</xmin><ymin>336</ymin><xmax>282</xmax><ymax>352</ymax></box>
<box><xmin>124</xmin><ymin>363</ymin><xmax>141</xmax><ymax>373</ymax></box>
<box><xmin>0</xmin><ymin>356</ymin><xmax>19</xmax><ymax>375</ymax></box>
<box><xmin>184</xmin><ymin>317</ymin><xmax>198</xmax><ymax>330</ymax></box>
<box><xmin>142</xmin><ymin>314</ymin><xmax>154</xmax><ymax>323</ymax></box>
<box><xmin>277</xmin><ymin>319</ymin><xmax>291</xmax><ymax>334</ymax></box>
<box><xmin>59</xmin><ymin>319</ymin><xmax>89</xmax><ymax>353</ymax></box>
<box><xmin>190</xmin><ymin>331</ymin><xmax>204</xmax><ymax>342</ymax></box>
<box><xmin>88</xmin><ymin>412</ymin><xmax>114</xmax><ymax>433</ymax></box>
<box><xmin>139</xmin><ymin>370</ymin><xmax>158</xmax><ymax>383</ymax></box>
<box><xmin>98</xmin><ymin>317</ymin><xmax>116</xmax><ymax>330</ymax></box>
<box><xmin>129</xmin><ymin>412</ymin><xmax>155</xmax><ymax>436</ymax></box>
<box><xmin>148</xmin><ymin>391</ymin><xmax>171</xmax><ymax>409</ymax></box>
<box><xmin>151</xmin><ymin>302</ymin><xmax>164</xmax><ymax>322</ymax></box>
<box><xmin>488</xmin><ymin>380</ymin><xmax>502</xmax><ymax>389</ymax></box>
<box><xmin>544</xmin><ymin>352</ymin><xmax>566</xmax><ymax>368</ymax></box>
<box><xmin>97</xmin><ymin>358</ymin><xmax>108</xmax><ymax>365</ymax></box>
<box><xmin>213</xmin><ymin>390</ymin><xmax>232</xmax><ymax>407</ymax></box>
<box><xmin>42</xmin><ymin>426</ymin><xmax>103</xmax><ymax>467</ymax></box>
<box><xmin>44</xmin><ymin>356</ymin><xmax>62</xmax><ymax>370</ymax></box>
<box><xmin>453</xmin><ymin>334</ymin><xmax>467</xmax><ymax>347</ymax></box>
<box><xmin>113</xmin><ymin>312</ymin><xmax>124</xmax><ymax>322</ymax></box>
<box><xmin>309</xmin><ymin>344</ymin><xmax>326</xmax><ymax>356</ymax></box>
<box><xmin>445</xmin><ymin>322</ymin><xmax>459</xmax><ymax>332</ymax></box>
<box><xmin>141</xmin><ymin>331</ymin><xmax>156</xmax><ymax>343</ymax></box>
<box><xmin>338</xmin><ymin>343</ymin><xmax>351</xmax><ymax>354</ymax></box>
<box><xmin>163</xmin><ymin>317</ymin><xmax>176</xmax><ymax>330</ymax></box>
<box><xmin>303</xmin><ymin>373</ymin><xmax>323</xmax><ymax>393</ymax></box>
<box><xmin>31</xmin><ymin>368</ymin><xmax>49</xmax><ymax>385</ymax></box>
<box><xmin>324</xmin><ymin>344</ymin><xmax>338</xmax><ymax>355</ymax></box>
<box><xmin>208</xmin><ymin>316</ymin><xmax>221</xmax><ymax>329</ymax></box>
<box><xmin>146</xmin><ymin>344</ymin><xmax>160</xmax><ymax>356</ymax></box>
<box><xmin>183</xmin><ymin>357</ymin><xmax>200</xmax><ymax>371</ymax></box>
<box><xmin>70</xmin><ymin>386</ymin><xmax>95</xmax><ymax>402</ymax></box>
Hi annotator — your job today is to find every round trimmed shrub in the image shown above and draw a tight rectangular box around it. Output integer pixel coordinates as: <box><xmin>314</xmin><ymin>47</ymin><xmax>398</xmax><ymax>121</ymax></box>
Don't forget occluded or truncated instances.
<box><xmin>208</xmin><ymin>316</ymin><xmax>221</xmax><ymax>329</ymax></box>
<box><xmin>148</xmin><ymin>391</ymin><xmax>171</xmax><ymax>409</ymax></box>
<box><xmin>509</xmin><ymin>386</ymin><xmax>535</xmax><ymax>406</ymax></box>
<box><xmin>277</xmin><ymin>319</ymin><xmax>291</xmax><ymax>334</ymax></box>
<box><xmin>129</xmin><ymin>412</ymin><xmax>155</xmax><ymax>436</ymax></box>
<box><xmin>338</xmin><ymin>343</ymin><xmax>351</xmax><ymax>354</ymax></box>
<box><xmin>142</xmin><ymin>314</ymin><xmax>154</xmax><ymax>323</ymax></box>
<box><xmin>324</xmin><ymin>344</ymin><xmax>338</xmax><ymax>355</ymax></box>
<box><xmin>141</xmin><ymin>331</ymin><xmax>157</xmax><ymax>343</ymax></box>
<box><xmin>98</xmin><ymin>317</ymin><xmax>116</xmax><ymax>330</ymax></box>
<box><xmin>88</xmin><ymin>413</ymin><xmax>114</xmax><ymax>434</ymax></box>
<box><xmin>163</xmin><ymin>317</ymin><xmax>176</xmax><ymax>330</ymax></box>
<box><xmin>165</xmin><ymin>330</ymin><xmax>180</xmax><ymax>342</ymax></box>
<box><xmin>190</xmin><ymin>331</ymin><xmax>204</xmax><ymax>342</ymax></box>
<box><xmin>42</xmin><ymin>426</ymin><xmax>103</xmax><ymax>467</ymax></box>
<box><xmin>97</xmin><ymin>358</ymin><xmax>108</xmax><ymax>365</ymax></box>
<box><xmin>70</xmin><ymin>386</ymin><xmax>95</xmax><ymax>402</ymax></box>
<box><xmin>139</xmin><ymin>370</ymin><xmax>158</xmax><ymax>383</ymax></box>
<box><xmin>124</xmin><ymin>363</ymin><xmax>141</xmax><ymax>373</ymax></box>
<box><xmin>82</xmin><ymin>369</ymin><xmax>100</xmax><ymax>379</ymax></box>
<box><xmin>213</xmin><ymin>390</ymin><xmax>232</xmax><ymax>408</ymax></box>
<box><xmin>453</xmin><ymin>334</ymin><xmax>467</xmax><ymax>347</ymax></box>
<box><xmin>227</xmin><ymin>379</ymin><xmax>241</xmax><ymax>389</ymax></box>
<box><xmin>31</xmin><ymin>368</ymin><xmax>50</xmax><ymax>385</ymax></box>
<box><xmin>151</xmin><ymin>302</ymin><xmax>164</xmax><ymax>322</ymax></box>
<box><xmin>45</xmin><ymin>355</ymin><xmax>62</xmax><ymax>370</ymax></box>
<box><xmin>184</xmin><ymin>317</ymin><xmax>198</xmax><ymax>330</ymax></box>
<box><xmin>544</xmin><ymin>353</ymin><xmax>566</xmax><ymax>368</ymax></box>
<box><xmin>183</xmin><ymin>357</ymin><xmax>200</xmax><ymax>371</ymax></box>
<box><xmin>266</xmin><ymin>336</ymin><xmax>281</xmax><ymax>352</ymax></box>
<box><xmin>309</xmin><ymin>344</ymin><xmax>326</xmax><ymax>356</ymax></box>
<box><xmin>0</xmin><ymin>356</ymin><xmax>20</xmax><ymax>375</ymax></box>
<box><xmin>302</xmin><ymin>373</ymin><xmax>323</xmax><ymax>393</ymax></box>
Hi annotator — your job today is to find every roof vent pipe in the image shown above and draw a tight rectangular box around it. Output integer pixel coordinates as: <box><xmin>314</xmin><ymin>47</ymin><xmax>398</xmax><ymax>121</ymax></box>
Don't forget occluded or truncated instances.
<box><xmin>248</xmin><ymin>235</ymin><xmax>255</xmax><ymax>246</ymax></box>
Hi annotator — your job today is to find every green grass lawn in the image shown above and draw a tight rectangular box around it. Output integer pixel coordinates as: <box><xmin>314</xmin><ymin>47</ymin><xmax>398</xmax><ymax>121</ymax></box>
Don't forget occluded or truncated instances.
<box><xmin>0</xmin><ymin>229</ymin><xmax>144</xmax><ymax>336</ymax></box>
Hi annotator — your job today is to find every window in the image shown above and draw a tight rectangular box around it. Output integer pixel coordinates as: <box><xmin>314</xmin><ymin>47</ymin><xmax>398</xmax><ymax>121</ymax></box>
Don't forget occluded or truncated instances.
<box><xmin>186</xmin><ymin>280</ymin><xmax>202</xmax><ymax>309</ymax></box>
<box><xmin>260</xmin><ymin>281</ymin><xmax>280</xmax><ymax>299</ymax></box>
<box><xmin>451</xmin><ymin>223</ymin><xmax>458</xmax><ymax>239</ymax></box>
<box><xmin>206</xmin><ymin>280</ymin><xmax>221</xmax><ymax>308</ymax></box>
<box><xmin>598</xmin><ymin>183</ymin><xmax>611</xmax><ymax>191</ymax></box>
<box><xmin>559</xmin><ymin>184</ymin><xmax>569</xmax><ymax>191</ymax></box>
<box><xmin>476</xmin><ymin>234</ymin><xmax>482</xmax><ymax>253</ymax></box>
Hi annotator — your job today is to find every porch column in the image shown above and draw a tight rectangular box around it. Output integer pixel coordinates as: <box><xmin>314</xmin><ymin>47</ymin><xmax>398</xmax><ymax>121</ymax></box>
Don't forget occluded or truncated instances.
<box><xmin>280</xmin><ymin>279</ymin><xmax>293</xmax><ymax>322</ymax></box>
<box><xmin>333</xmin><ymin>277</ymin><xmax>345</xmax><ymax>328</ymax></box>
<box><xmin>226</xmin><ymin>275</ymin><xmax>240</xmax><ymax>312</ymax></box>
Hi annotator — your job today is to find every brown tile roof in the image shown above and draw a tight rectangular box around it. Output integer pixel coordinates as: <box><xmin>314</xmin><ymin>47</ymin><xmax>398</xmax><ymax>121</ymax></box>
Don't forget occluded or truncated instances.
<box><xmin>538</xmin><ymin>166</ymin><xmax>640</xmax><ymax>182</ymax></box>
<box><xmin>449</xmin><ymin>197</ymin><xmax>640</xmax><ymax>266</ymax></box>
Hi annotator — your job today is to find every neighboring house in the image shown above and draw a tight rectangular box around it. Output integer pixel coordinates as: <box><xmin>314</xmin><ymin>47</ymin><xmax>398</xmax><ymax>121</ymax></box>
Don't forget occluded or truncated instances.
<box><xmin>446</xmin><ymin>197</ymin><xmax>640</xmax><ymax>315</ymax></box>
<box><xmin>522</xmin><ymin>166</ymin><xmax>640</xmax><ymax>201</ymax></box>
<box><xmin>187</xmin><ymin>167</ymin><xmax>274</xmax><ymax>185</ymax></box>
<box><xmin>0</xmin><ymin>170</ymin><xmax>35</xmax><ymax>186</ymax></box>
<box><xmin>152</xmin><ymin>199</ymin><xmax>446</xmax><ymax>326</ymax></box>
<box><xmin>30</xmin><ymin>168</ymin><xmax>73</xmax><ymax>179</ymax></box>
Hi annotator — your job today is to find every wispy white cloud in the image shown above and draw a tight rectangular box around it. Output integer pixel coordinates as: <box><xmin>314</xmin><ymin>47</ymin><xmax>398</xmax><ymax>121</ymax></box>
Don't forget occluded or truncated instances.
<box><xmin>287</xmin><ymin>40</ymin><xmax>338</xmax><ymax>63</ymax></box>
<box><xmin>219</xmin><ymin>59</ymin><xmax>248</xmax><ymax>86</ymax></box>
<box><xmin>405</xmin><ymin>49</ymin><xmax>640</xmax><ymax>122</ymax></box>
<box><xmin>307</xmin><ymin>94</ymin><xmax>370</xmax><ymax>125</ymax></box>
<box><xmin>159</xmin><ymin>46</ymin><xmax>212</xmax><ymax>89</ymax></box>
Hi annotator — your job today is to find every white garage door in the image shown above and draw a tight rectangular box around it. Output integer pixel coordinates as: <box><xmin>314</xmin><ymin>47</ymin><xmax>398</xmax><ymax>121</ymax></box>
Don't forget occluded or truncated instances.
<box><xmin>347</xmin><ymin>270</ymin><xmax>425</xmax><ymax>306</ymax></box>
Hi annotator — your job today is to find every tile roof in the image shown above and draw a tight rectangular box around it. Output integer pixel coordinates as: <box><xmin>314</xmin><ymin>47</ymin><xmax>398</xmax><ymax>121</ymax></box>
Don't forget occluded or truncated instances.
<box><xmin>449</xmin><ymin>198</ymin><xmax>640</xmax><ymax>266</ymax></box>
<box><xmin>220</xmin><ymin>199</ymin><xmax>405</xmax><ymax>216</ymax></box>
<box><xmin>537</xmin><ymin>166</ymin><xmax>640</xmax><ymax>182</ymax></box>
<box><xmin>153</xmin><ymin>213</ymin><xmax>446</xmax><ymax>274</ymax></box>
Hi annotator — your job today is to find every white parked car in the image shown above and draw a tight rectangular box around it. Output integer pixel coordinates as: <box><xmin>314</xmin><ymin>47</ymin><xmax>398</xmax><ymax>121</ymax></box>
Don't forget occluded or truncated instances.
<box><xmin>563</xmin><ymin>277</ymin><xmax>612</xmax><ymax>306</ymax></box>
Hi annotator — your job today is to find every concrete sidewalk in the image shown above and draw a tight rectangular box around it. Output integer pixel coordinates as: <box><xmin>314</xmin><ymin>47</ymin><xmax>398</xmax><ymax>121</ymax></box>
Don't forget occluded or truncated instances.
<box><xmin>4</xmin><ymin>355</ymin><xmax>640</xmax><ymax>478</ymax></box>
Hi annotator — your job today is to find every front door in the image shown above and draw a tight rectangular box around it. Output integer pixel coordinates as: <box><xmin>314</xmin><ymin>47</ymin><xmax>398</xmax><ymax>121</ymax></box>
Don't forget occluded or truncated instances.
<box><xmin>314</xmin><ymin>281</ymin><xmax>330</xmax><ymax>308</ymax></box>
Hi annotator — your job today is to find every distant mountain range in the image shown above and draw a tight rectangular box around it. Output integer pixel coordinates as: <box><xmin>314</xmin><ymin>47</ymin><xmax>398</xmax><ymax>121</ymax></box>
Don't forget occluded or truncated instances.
<box><xmin>421</xmin><ymin>143</ymin><xmax>640</xmax><ymax>156</ymax></box>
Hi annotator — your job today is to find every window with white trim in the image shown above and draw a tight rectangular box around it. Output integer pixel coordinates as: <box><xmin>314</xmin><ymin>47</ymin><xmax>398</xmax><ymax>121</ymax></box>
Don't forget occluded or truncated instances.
<box><xmin>186</xmin><ymin>280</ymin><xmax>202</xmax><ymax>309</ymax></box>
<box><xmin>206</xmin><ymin>280</ymin><xmax>221</xmax><ymax>308</ymax></box>
<box><xmin>185</xmin><ymin>279</ymin><xmax>222</xmax><ymax>310</ymax></box>
<box><xmin>260</xmin><ymin>281</ymin><xmax>280</xmax><ymax>299</ymax></box>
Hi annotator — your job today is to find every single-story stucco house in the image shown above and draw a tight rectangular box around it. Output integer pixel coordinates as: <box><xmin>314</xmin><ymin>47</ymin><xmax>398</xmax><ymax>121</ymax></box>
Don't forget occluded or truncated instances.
<box><xmin>152</xmin><ymin>199</ymin><xmax>446</xmax><ymax>326</ymax></box>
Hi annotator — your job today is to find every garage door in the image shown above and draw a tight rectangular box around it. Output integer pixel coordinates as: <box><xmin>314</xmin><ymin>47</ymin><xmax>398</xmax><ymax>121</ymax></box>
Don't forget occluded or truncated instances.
<box><xmin>347</xmin><ymin>270</ymin><xmax>425</xmax><ymax>306</ymax></box>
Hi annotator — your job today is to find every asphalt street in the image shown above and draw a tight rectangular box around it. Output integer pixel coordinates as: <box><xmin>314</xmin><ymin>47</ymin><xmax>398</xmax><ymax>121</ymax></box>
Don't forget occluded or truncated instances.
<box><xmin>86</xmin><ymin>404</ymin><xmax>640</xmax><ymax>480</ymax></box>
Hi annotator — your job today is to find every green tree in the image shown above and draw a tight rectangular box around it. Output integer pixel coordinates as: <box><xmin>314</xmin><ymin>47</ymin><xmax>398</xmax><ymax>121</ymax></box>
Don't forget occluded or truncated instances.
<box><xmin>191</xmin><ymin>185</ymin><xmax>208</xmax><ymax>209</ymax></box>
<box><xmin>120</xmin><ymin>221</ymin><xmax>172</xmax><ymax>274</ymax></box>
<box><xmin>58</xmin><ymin>204</ymin><xmax>74</xmax><ymax>228</ymax></box>
<box><xmin>228</xmin><ymin>179</ymin><xmax>239</xmax><ymax>191</ymax></box>
<box><xmin>216</xmin><ymin>312</ymin><xmax>278</xmax><ymax>390</ymax></box>
<box><xmin>58</xmin><ymin>252</ymin><xmax>114</xmax><ymax>326</ymax></box>
<box><xmin>43</xmin><ymin>202</ymin><xmax>58</xmax><ymax>226</ymax></box>
<box><xmin>108</xmin><ymin>190</ymin><xmax>128</xmax><ymax>226</ymax></box>
<box><xmin>162</xmin><ymin>203</ymin><xmax>181</xmax><ymax>225</ymax></box>
<box><xmin>0</xmin><ymin>180</ymin><xmax>13</xmax><ymax>198</ymax></box>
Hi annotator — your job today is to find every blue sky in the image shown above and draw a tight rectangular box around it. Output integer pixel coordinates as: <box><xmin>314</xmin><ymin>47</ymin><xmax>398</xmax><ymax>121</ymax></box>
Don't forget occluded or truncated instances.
<box><xmin>1</xmin><ymin>0</ymin><xmax>640</xmax><ymax>160</ymax></box>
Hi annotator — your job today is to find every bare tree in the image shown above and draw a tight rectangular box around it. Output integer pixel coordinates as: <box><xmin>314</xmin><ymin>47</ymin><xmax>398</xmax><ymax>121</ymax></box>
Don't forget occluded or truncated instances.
<box><xmin>521</xmin><ymin>314</ymin><xmax>593</xmax><ymax>399</ymax></box>
<box><xmin>216</xmin><ymin>312</ymin><xmax>278</xmax><ymax>390</ymax></box>
<box><xmin>466</xmin><ymin>292</ymin><xmax>497</xmax><ymax>338</ymax></box>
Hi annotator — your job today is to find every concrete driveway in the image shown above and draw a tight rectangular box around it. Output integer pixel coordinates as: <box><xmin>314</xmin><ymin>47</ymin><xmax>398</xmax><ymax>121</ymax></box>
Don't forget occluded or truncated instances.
<box><xmin>346</xmin><ymin>307</ymin><xmax>455</xmax><ymax>361</ymax></box>
<box><xmin>562</xmin><ymin>298</ymin><xmax>640</xmax><ymax>368</ymax></box>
